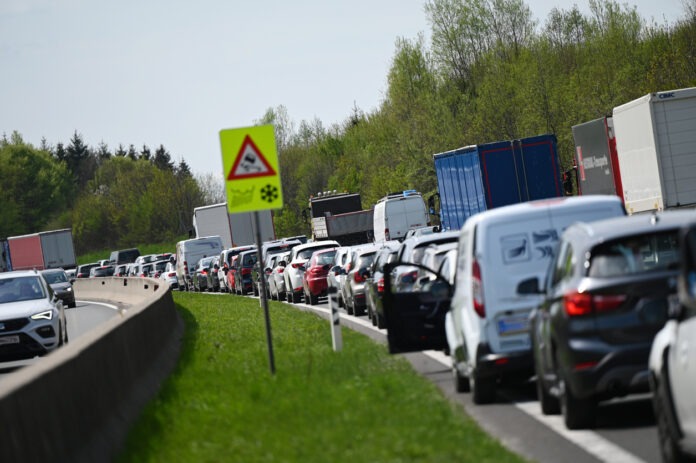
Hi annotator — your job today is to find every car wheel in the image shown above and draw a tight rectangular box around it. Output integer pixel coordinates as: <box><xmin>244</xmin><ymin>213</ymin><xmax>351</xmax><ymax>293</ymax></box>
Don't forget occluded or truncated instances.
<box><xmin>69</xmin><ymin>301</ymin><xmax>76</xmax><ymax>309</ymax></box>
<box><xmin>376</xmin><ymin>311</ymin><xmax>386</xmax><ymax>329</ymax></box>
<box><xmin>537</xmin><ymin>373</ymin><xmax>560</xmax><ymax>415</ymax></box>
<box><xmin>310</xmin><ymin>292</ymin><xmax>318</xmax><ymax>305</ymax></box>
<box><xmin>454</xmin><ymin>365</ymin><xmax>470</xmax><ymax>393</ymax></box>
<box><xmin>559</xmin><ymin>376</ymin><xmax>595</xmax><ymax>429</ymax></box>
<box><xmin>346</xmin><ymin>298</ymin><xmax>354</xmax><ymax>315</ymax></box>
<box><xmin>470</xmin><ymin>370</ymin><xmax>496</xmax><ymax>404</ymax></box>
<box><xmin>653</xmin><ymin>361</ymin><xmax>687</xmax><ymax>463</ymax></box>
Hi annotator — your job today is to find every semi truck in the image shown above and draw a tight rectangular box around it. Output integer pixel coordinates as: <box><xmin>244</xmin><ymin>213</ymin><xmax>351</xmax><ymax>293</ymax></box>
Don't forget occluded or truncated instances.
<box><xmin>192</xmin><ymin>203</ymin><xmax>276</xmax><ymax>249</ymax></box>
<box><xmin>5</xmin><ymin>229</ymin><xmax>77</xmax><ymax>271</ymax></box>
<box><xmin>433</xmin><ymin>134</ymin><xmax>563</xmax><ymax>231</ymax></box>
<box><xmin>571</xmin><ymin>116</ymin><xmax>623</xmax><ymax>198</ymax></box>
<box><xmin>612</xmin><ymin>87</ymin><xmax>696</xmax><ymax>214</ymax></box>
<box><xmin>307</xmin><ymin>191</ymin><xmax>374</xmax><ymax>245</ymax></box>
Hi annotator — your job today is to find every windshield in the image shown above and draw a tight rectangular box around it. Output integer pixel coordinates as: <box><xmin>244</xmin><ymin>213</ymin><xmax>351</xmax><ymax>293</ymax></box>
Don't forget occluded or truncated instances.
<box><xmin>0</xmin><ymin>276</ymin><xmax>46</xmax><ymax>303</ymax></box>
<box><xmin>43</xmin><ymin>271</ymin><xmax>68</xmax><ymax>284</ymax></box>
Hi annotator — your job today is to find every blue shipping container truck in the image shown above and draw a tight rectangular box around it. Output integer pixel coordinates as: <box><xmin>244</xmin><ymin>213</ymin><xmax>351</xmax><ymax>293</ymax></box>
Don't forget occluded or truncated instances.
<box><xmin>434</xmin><ymin>134</ymin><xmax>563</xmax><ymax>230</ymax></box>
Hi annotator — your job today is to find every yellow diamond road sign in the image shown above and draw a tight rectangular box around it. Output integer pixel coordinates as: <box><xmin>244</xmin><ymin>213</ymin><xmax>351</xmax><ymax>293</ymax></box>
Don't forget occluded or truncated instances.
<box><xmin>220</xmin><ymin>124</ymin><xmax>283</xmax><ymax>213</ymax></box>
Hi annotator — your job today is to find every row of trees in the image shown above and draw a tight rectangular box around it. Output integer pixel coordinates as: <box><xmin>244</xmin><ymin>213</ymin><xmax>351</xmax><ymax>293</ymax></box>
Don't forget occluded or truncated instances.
<box><xmin>269</xmin><ymin>0</ymin><xmax>696</xmax><ymax>236</ymax></box>
<box><xmin>0</xmin><ymin>131</ymin><xmax>215</xmax><ymax>253</ymax></box>
<box><xmin>3</xmin><ymin>0</ymin><xmax>696</xmax><ymax>252</ymax></box>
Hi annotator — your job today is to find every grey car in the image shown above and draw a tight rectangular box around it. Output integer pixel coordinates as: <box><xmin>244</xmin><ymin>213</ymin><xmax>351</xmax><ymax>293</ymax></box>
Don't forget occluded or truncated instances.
<box><xmin>527</xmin><ymin>210</ymin><xmax>692</xmax><ymax>430</ymax></box>
<box><xmin>0</xmin><ymin>270</ymin><xmax>68</xmax><ymax>361</ymax></box>
<box><xmin>41</xmin><ymin>268</ymin><xmax>76</xmax><ymax>308</ymax></box>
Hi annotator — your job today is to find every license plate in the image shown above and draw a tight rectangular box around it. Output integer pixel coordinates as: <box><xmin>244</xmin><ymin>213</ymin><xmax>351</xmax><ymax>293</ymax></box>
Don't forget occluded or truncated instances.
<box><xmin>0</xmin><ymin>335</ymin><xmax>20</xmax><ymax>346</ymax></box>
<box><xmin>497</xmin><ymin>316</ymin><xmax>529</xmax><ymax>336</ymax></box>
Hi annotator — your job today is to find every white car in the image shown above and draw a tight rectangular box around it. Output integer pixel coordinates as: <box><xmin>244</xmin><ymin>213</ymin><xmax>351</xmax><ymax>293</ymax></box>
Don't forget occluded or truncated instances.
<box><xmin>0</xmin><ymin>270</ymin><xmax>68</xmax><ymax>361</ymax></box>
<box><xmin>283</xmin><ymin>240</ymin><xmax>340</xmax><ymax>303</ymax></box>
<box><xmin>649</xmin><ymin>223</ymin><xmax>696</xmax><ymax>462</ymax></box>
<box><xmin>159</xmin><ymin>261</ymin><xmax>179</xmax><ymax>289</ymax></box>
<box><xmin>446</xmin><ymin>196</ymin><xmax>625</xmax><ymax>403</ymax></box>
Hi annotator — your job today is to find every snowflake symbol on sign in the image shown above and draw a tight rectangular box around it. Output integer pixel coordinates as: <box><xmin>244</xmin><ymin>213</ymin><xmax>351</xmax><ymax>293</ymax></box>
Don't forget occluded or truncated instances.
<box><xmin>261</xmin><ymin>184</ymin><xmax>279</xmax><ymax>203</ymax></box>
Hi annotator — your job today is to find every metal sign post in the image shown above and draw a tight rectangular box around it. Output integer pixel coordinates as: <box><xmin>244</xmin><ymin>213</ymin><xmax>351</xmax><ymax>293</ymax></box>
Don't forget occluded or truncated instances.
<box><xmin>254</xmin><ymin>211</ymin><xmax>275</xmax><ymax>374</ymax></box>
<box><xmin>327</xmin><ymin>286</ymin><xmax>342</xmax><ymax>351</ymax></box>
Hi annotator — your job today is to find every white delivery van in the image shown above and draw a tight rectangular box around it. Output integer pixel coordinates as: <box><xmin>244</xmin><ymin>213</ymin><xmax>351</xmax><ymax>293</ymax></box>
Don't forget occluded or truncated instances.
<box><xmin>175</xmin><ymin>235</ymin><xmax>224</xmax><ymax>291</ymax></box>
<box><xmin>446</xmin><ymin>195</ymin><xmax>626</xmax><ymax>404</ymax></box>
<box><xmin>373</xmin><ymin>190</ymin><xmax>430</xmax><ymax>242</ymax></box>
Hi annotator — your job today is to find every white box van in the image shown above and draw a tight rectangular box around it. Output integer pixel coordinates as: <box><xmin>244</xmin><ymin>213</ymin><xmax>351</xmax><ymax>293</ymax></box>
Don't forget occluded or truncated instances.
<box><xmin>446</xmin><ymin>195</ymin><xmax>625</xmax><ymax>404</ymax></box>
<box><xmin>373</xmin><ymin>191</ymin><xmax>430</xmax><ymax>242</ymax></box>
<box><xmin>176</xmin><ymin>236</ymin><xmax>224</xmax><ymax>291</ymax></box>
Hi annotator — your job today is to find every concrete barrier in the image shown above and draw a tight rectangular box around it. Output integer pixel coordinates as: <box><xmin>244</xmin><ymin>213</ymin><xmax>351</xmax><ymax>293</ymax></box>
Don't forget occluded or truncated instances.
<box><xmin>0</xmin><ymin>277</ymin><xmax>184</xmax><ymax>462</ymax></box>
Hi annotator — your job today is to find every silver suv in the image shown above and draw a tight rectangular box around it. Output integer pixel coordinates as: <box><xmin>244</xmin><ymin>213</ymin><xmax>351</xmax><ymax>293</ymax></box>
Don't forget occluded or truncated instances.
<box><xmin>0</xmin><ymin>270</ymin><xmax>68</xmax><ymax>361</ymax></box>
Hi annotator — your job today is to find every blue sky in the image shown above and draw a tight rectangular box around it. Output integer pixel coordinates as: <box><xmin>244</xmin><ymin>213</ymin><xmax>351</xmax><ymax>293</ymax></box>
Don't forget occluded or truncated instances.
<box><xmin>0</xmin><ymin>0</ymin><xmax>687</xmax><ymax>177</ymax></box>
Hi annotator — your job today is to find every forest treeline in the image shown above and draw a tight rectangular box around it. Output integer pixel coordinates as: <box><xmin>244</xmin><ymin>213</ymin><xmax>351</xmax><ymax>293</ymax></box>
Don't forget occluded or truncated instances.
<box><xmin>3</xmin><ymin>0</ymin><xmax>696</xmax><ymax>253</ymax></box>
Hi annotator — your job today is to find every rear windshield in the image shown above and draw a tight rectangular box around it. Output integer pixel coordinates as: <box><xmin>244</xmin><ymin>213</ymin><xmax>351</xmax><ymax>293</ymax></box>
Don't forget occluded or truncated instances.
<box><xmin>298</xmin><ymin>245</ymin><xmax>334</xmax><ymax>260</ymax></box>
<box><xmin>356</xmin><ymin>252</ymin><xmax>376</xmax><ymax>269</ymax></box>
<box><xmin>314</xmin><ymin>250</ymin><xmax>337</xmax><ymax>266</ymax></box>
<box><xmin>43</xmin><ymin>271</ymin><xmax>68</xmax><ymax>284</ymax></box>
<box><xmin>588</xmin><ymin>230</ymin><xmax>679</xmax><ymax>278</ymax></box>
<box><xmin>242</xmin><ymin>253</ymin><xmax>258</xmax><ymax>266</ymax></box>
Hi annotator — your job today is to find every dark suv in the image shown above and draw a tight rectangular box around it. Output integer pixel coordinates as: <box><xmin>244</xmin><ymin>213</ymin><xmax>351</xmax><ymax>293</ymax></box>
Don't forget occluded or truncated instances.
<box><xmin>527</xmin><ymin>211</ymin><xmax>690</xmax><ymax>429</ymax></box>
<box><xmin>234</xmin><ymin>249</ymin><xmax>258</xmax><ymax>295</ymax></box>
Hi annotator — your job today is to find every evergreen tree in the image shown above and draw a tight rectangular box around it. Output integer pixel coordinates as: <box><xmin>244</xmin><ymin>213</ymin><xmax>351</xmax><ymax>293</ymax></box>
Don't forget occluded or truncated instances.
<box><xmin>153</xmin><ymin>144</ymin><xmax>174</xmax><ymax>171</ymax></box>
<box><xmin>115</xmin><ymin>144</ymin><xmax>127</xmax><ymax>157</ymax></box>
<box><xmin>176</xmin><ymin>159</ymin><xmax>193</xmax><ymax>179</ymax></box>
<box><xmin>127</xmin><ymin>144</ymin><xmax>138</xmax><ymax>160</ymax></box>
<box><xmin>140</xmin><ymin>145</ymin><xmax>152</xmax><ymax>161</ymax></box>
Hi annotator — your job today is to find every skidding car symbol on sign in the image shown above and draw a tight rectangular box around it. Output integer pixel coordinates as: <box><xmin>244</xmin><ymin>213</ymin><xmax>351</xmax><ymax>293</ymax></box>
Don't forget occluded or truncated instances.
<box><xmin>219</xmin><ymin>125</ymin><xmax>283</xmax><ymax>213</ymax></box>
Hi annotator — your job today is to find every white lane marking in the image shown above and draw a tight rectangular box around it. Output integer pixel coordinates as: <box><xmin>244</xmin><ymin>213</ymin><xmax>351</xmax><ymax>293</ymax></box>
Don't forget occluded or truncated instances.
<box><xmin>421</xmin><ymin>351</ymin><xmax>648</xmax><ymax>463</ymax></box>
<box><xmin>76</xmin><ymin>300</ymin><xmax>120</xmax><ymax>311</ymax></box>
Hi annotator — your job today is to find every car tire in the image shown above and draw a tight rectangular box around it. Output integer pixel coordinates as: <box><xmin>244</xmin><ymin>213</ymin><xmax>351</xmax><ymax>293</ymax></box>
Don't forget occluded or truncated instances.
<box><xmin>346</xmin><ymin>298</ymin><xmax>354</xmax><ymax>315</ymax></box>
<box><xmin>310</xmin><ymin>292</ymin><xmax>318</xmax><ymax>305</ymax></box>
<box><xmin>559</xmin><ymin>376</ymin><xmax>595</xmax><ymax>429</ymax></box>
<box><xmin>68</xmin><ymin>301</ymin><xmax>76</xmax><ymax>309</ymax></box>
<box><xmin>376</xmin><ymin>312</ymin><xmax>386</xmax><ymax>329</ymax></box>
<box><xmin>537</xmin><ymin>374</ymin><xmax>561</xmax><ymax>415</ymax></box>
<box><xmin>454</xmin><ymin>366</ymin><xmax>470</xmax><ymax>393</ymax></box>
<box><xmin>470</xmin><ymin>370</ymin><xmax>496</xmax><ymax>404</ymax></box>
<box><xmin>653</xmin><ymin>360</ymin><xmax>687</xmax><ymax>463</ymax></box>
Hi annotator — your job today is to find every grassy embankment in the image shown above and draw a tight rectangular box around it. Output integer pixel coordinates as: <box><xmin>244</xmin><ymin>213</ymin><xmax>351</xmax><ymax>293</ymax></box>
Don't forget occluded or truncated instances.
<box><xmin>116</xmin><ymin>292</ymin><xmax>526</xmax><ymax>462</ymax></box>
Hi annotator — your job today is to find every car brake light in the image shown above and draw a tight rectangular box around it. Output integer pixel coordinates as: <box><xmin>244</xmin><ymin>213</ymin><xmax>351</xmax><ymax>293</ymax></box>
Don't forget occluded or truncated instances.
<box><xmin>168</xmin><ymin>272</ymin><xmax>176</xmax><ymax>277</ymax></box>
<box><xmin>385</xmin><ymin>229</ymin><xmax>390</xmax><ymax>241</ymax></box>
<box><xmin>472</xmin><ymin>259</ymin><xmax>485</xmax><ymax>318</ymax></box>
<box><xmin>242</xmin><ymin>268</ymin><xmax>251</xmax><ymax>276</ymax></box>
<box><xmin>564</xmin><ymin>292</ymin><xmax>626</xmax><ymax>316</ymax></box>
<box><xmin>278</xmin><ymin>268</ymin><xmax>284</xmax><ymax>273</ymax></box>
<box><xmin>292</xmin><ymin>263</ymin><xmax>302</xmax><ymax>269</ymax></box>
<box><xmin>377</xmin><ymin>277</ymin><xmax>384</xmax><ymax>293</ymax></box>
<box><xmin>183</xmin><ymin>261</ymin><xmax>188</xmax><ymax>275</ymax></box>
<box><xmin>354</xmin><ymin>271</ymin><xmax>365</xmax><ymax>283</ymax></box>
<box><xmin>201</xmin><ymin>270</ymin><xmax>207</xmax><ymax>275</ymax></box>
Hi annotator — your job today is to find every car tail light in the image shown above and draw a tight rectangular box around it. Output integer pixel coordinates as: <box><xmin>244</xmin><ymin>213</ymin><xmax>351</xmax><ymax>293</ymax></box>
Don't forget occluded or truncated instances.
<box><xmin>184</xmin><ymin>261</ymin><xmax>189</xmax><ymax>275</ymax></box>
<box><xmin>278</xmin><ymin>268</ymin><xmax>284</xmax><ymax>273</ymax></box>
<box><xmin>354</xmin><ymin>271</ymin><xmax>365</xmax><ymax>283</ymax></box>
<box><xmin>168</xmin><ymin>272</ymin><xmax>176</xmax><ymax>277</ymax></box>
<box><xmin>292</xmin><ymin>263</ymin><xmax>302</xmax><ymax>269</ymax></box>
<box><xmin>201</xmin><ymin>269</ymin><xmax>207</xmax><ymax>275</ymax></box>
<box><xmin>377</xmin><ymin>277</ymin><xmax>385</xmax><ymax>293</ymax></box>
<box><xmin>472</xmin><ymin>259</ymin><xmax>485</xmax><ymax>318</ymax></box>
<box><xmin>242</xmin><ymin>268</ymin><xmax>251</xmax><ymax>276</ymax></box>
<box><xmin>385</xmin><ymin>228</ymin><xmax>390</xmax><ymax>240</ymax></box>
<box><xmin>563</xmin><ymin>292</ymin><xmax>626</xmax><ymax>316</ymax></box>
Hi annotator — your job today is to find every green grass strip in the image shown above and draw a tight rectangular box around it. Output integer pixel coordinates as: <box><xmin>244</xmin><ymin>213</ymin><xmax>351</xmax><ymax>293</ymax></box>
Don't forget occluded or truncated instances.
<box><xmin>117</xmin><ymin>293</ymin><xmax>526</xmax><ymax>463</ymax></box>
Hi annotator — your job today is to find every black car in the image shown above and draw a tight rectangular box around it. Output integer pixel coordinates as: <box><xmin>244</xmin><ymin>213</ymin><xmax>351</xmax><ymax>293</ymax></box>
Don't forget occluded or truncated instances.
<box><xmin>364</xmin><ymin>242</ymin><xmax>400</xmax><ymax>328</ymax></box>
<box><xmin>41</xmin><ymin>268</ymin><xmax>76</xmax><ymax>308</ymax></box>
<box><xmin>526</xmin><ymin>211</ymin><xmax>690</xmax><ymax>430</ymax></box>
<box><xmin>234</xmin><ymin>249</ymin><xmax>258</xmax><ymax>295</ymax></box>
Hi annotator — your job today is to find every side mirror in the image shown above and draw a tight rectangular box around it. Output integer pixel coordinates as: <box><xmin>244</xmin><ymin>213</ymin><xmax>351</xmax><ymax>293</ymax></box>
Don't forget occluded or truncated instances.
<box><xmin>69</xmin><ymin>278</ymin><xmax>76</xmax><ymax>284</ymax></box>
<box><xmin>517</xmin><ymin>277</ymin><xmax>542</xmax><ymax>295</ymax></box>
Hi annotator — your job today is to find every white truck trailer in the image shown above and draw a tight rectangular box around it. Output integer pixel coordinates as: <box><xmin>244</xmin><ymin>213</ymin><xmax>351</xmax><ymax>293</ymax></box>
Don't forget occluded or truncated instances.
<box><xmin>613</xmin><ymin>87</ymin><xmax>696</xmax><ymax>214</ymax></box>
<box><xmin>192</xmin><ymin>203</ymin><xmax>275</xmax><ymax>248</ymax></box>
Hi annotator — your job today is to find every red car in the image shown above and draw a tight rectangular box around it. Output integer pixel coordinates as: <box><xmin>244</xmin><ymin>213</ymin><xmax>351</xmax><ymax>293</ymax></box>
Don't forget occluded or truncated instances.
<box><xmin>302</xmin><ymin>248</ymin><xmax>338</xmax><ymax>305</ymax></box>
